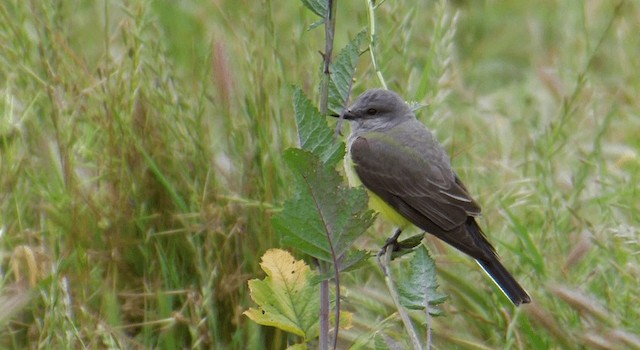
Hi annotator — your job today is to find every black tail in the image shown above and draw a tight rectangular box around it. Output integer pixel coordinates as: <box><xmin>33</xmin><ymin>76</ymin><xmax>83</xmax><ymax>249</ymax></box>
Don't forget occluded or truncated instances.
<box><xmin>464</xmin><ymin>217</ymin><xmax>531</xmax><ymax>306</ymax></box>
<box><xmin>477</xmin><ymin>258</ymin><xmax>531</xmax><ymax>306</ymax></box>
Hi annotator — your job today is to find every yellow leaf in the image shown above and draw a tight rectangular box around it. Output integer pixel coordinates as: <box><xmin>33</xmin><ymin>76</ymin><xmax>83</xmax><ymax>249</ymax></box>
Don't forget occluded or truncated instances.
<box><xmin>244</xmin><ymin>249</ymin><xmax>320</xmax><ymax>340</ymax></box>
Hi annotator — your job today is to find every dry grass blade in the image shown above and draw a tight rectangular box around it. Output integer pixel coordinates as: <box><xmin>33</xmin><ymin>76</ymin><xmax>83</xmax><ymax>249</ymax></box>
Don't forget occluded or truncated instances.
<box><xmin>549</xmin><ymin>285</ymin><xmax>611</xmax><ymax>325</ymax></box>
<box><xmin>562</xmin><ymin>230</ymin><xmax>593</xmax><ymax>272</ymax></box>
<box><xmin>525</xmin><ymin>302</ymin><xmax>577</xmax><ymax>349</ymax></box>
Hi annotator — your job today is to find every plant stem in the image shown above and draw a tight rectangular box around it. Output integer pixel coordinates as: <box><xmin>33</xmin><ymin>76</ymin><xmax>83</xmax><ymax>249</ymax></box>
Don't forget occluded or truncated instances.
<box><xmin>320</xmin><ymin>0</ymin><xmax>338</xmax><ymax>116</ymax></box>
<box><xmin>319</xmin><ymin>263</ymin><xmax>330</xmax><ymax>350</ymax></box>
<box><xmin>366</xmin><ymin>0</ymin><xmax>387</xmax><ymax>89</ymax></box>
<box><xmin>319</xmin><ymin>1</ymin><xmax>342</xmax><ymax>349</ymax></box>
<box><xmin>382</xmin><ymin>246</ymin><xmax>423</xmax><ymax>350</ymax></box>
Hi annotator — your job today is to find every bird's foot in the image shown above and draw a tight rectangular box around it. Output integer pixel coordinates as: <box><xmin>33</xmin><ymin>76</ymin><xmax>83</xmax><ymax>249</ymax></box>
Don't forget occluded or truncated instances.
<box><xmin>377</xmin><ymin>229</ymin><xmax>403</xmax><ymax>274</ymax></box>
<box><xmin>376</xmin><ymin>230</ymin><xmax>427</xmax><ymax>275</ymax></box>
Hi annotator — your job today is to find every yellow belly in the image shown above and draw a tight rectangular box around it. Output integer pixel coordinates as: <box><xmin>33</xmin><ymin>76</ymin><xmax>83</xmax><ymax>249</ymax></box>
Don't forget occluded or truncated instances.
<box><xmin>344</xmin><ymin>154</ymin><xmax>410</xmax><ymax>229</ymax></box>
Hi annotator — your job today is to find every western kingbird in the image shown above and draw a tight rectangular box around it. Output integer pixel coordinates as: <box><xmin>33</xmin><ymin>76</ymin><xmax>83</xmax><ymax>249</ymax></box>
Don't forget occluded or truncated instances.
<box><xmin>333</xmin><ymin>89</ymin><xmax>531</xmax><ymax>306</ymax></box>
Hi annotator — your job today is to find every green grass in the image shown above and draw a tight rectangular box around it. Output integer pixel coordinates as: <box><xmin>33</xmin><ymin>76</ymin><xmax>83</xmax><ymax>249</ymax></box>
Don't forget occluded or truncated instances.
<box><xmin>1</xmin><ymin>0</ymin><xmax>639</xmax><ymax>348</ymax></box>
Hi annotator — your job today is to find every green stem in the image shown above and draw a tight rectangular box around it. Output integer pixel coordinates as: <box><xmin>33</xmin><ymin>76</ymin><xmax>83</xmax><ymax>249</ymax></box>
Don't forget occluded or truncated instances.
<box><xmin>366</xmin><ymin>0</ymin><xmax>387</xmax><ymax>89</ymax></box>
<box><xmin>382</xmin><ymin>246</ymin><xmax>423</xmax><ymax>350</ymax></box>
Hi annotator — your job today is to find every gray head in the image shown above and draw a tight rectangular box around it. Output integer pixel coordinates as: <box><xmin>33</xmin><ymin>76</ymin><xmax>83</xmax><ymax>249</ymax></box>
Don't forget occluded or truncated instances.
<box><xmin>340</xmin><ymin>89</ymin><xmax>414</xmax><ymax>131</ymax></box>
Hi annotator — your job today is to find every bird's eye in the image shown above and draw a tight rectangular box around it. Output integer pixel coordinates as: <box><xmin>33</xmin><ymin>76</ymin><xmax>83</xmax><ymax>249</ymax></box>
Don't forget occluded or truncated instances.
<box><xmin>366</xmin><ymin>108</ymin><xmax>377</xmax><ymax>115</ymax></box>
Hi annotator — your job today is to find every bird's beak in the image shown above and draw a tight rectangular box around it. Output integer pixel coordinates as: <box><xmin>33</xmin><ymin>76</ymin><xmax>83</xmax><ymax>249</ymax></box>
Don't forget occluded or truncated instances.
<box><xmin>329</xmin><ymin>110</ymin><xmax>353</xmax><ymax>120</ymax></box>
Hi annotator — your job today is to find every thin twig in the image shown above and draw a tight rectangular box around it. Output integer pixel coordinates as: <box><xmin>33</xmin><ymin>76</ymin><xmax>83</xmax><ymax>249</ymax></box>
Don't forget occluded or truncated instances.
<box><xmin>382</xmin><ymin>246</ymin><xmax>423</xmax><ymax>350</ymax></box>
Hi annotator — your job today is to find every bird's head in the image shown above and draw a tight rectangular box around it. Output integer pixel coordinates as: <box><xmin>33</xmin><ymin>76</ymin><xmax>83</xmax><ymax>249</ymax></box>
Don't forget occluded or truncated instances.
<box><xmin>331</xmin><ymin>89</ymin><xmax>413</xmax><ymax>128</ymax></box>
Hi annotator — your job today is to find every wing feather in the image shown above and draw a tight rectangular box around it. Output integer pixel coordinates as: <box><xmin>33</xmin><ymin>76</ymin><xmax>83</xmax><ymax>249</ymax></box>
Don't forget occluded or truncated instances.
<box><xmin>350</xmin><ymin>122</ymin><xmax>481</xmax><ymax>232</ymax></box>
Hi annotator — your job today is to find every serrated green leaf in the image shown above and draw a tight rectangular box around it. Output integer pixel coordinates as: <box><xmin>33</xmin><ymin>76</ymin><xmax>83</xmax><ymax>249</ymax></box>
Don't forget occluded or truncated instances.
<box><xmin>300</xmin><ymin>0</ymin><xmax>327</xmax><ymax>18</ymax></box>
<box><xmin>337</xmin><ymin>249</ymin><xmax>371</xmax><ymax>273</ymax></box>
<box><xmin>272</xmin><ymin>148</ymin><xmax>375</xmax><ymax>266</ymax></box>
<box><xmin>244</xmin><ymin>249</ymin><xmax>320</xmax><ymax>340</ymax></box>
<box><xmin>328</xmin><ymin>31</ymin><xmax>367</xmax><ymax>115</ymax></box>
<box><xmin>293</xmin><ymin>87</ymin><xmax>345</xmax><ymax>167</ymax></box>
<box><xmin>398</xmin><ymin>245</ymin><xmax>447</xmax><ymax>311</ymax></box>
<box><xmin>311</xmin><ymin>249</ymin><xmax>371</xmax><ymax>284</ymax></box>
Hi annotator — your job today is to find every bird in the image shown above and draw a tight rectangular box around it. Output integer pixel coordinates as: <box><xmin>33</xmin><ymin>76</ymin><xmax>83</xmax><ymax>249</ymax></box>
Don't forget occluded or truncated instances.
<box><xmin>332</xmin><ymin>88</ymin><xmax>531</xmax><ymax>306</ymax></box>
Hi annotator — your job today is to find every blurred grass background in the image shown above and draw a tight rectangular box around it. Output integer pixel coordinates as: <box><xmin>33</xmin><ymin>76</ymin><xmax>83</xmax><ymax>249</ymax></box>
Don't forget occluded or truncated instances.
<box><xmin>1</xmin><ymin>0</ymin><xmax>639</xmax><ymax>348</ymax></box>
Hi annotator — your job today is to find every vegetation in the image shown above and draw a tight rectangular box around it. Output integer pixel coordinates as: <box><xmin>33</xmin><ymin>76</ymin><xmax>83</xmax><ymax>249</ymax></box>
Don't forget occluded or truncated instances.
<box><xmin>1</xmin><ymin>0</ymin><xmax>638</xmax><ymax>348</ymax></box>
